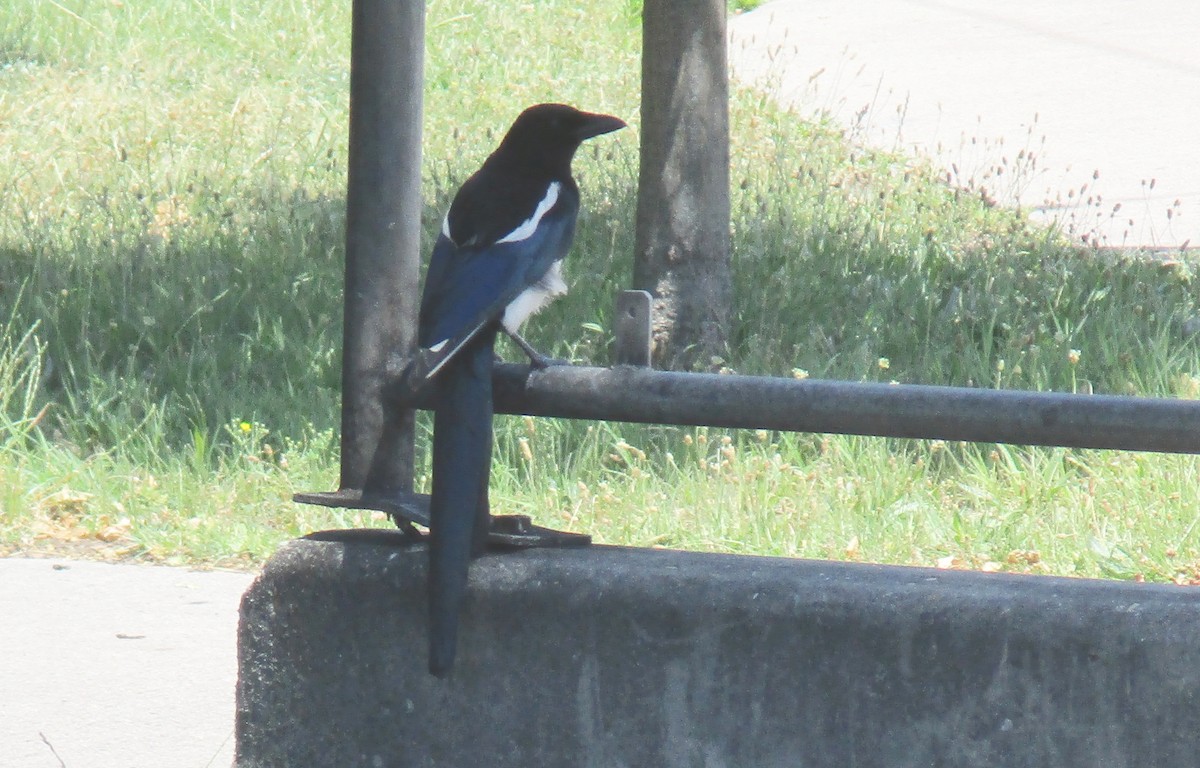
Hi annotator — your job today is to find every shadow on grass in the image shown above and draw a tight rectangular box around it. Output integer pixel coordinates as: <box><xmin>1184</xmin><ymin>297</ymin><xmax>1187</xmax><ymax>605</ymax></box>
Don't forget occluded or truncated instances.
<box><xmin>3</xmin><ymin>109</ymin><xmax>1199</xmax><ymax>474</ymax></box>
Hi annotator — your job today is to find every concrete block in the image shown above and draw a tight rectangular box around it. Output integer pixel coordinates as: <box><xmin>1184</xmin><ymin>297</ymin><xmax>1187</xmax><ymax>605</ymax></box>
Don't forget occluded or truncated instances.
<box><xmin>237</xmin><ymin>535</ymin><xmax>1199</xmax><ymax>767</ymax></box>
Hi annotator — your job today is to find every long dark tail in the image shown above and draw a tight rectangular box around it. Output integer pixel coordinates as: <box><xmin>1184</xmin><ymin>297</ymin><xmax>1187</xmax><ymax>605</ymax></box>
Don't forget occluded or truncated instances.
<box><xmin>427</xmin><ymin>331</ymin><xmax>495</xmax><ymax>678</ymax></box>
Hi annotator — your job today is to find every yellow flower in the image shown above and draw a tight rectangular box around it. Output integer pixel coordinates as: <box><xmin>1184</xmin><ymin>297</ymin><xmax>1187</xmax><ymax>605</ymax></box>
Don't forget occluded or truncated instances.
<box><xmin>239</xmin><ymin>421</ymin><xmax>252</xmax><ymax>433</ymax></box>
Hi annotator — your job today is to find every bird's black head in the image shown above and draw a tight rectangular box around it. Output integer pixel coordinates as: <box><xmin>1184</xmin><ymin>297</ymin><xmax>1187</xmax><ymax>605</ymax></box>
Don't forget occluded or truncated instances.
<box><xmin>492</xmin><ymin>103</ymin><xmax>625</xmax><ymax>179</ymax></box>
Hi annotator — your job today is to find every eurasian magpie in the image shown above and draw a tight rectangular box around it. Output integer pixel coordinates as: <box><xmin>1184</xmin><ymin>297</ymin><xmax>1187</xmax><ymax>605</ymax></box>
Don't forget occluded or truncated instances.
<box><xmin>418</xmin><ymin>103</ymin><xmax>625</xmax><ymax>677</ymax></box>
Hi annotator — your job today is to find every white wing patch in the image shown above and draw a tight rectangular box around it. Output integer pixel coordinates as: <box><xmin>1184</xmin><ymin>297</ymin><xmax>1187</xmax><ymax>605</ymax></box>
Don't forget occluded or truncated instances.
<box><xmin>496</xmin><ymin>182</ymin><xmax>561</xmax><ymax>244</ymax></box>
<box><xmin>503</xmin><ymin>260</ymin><xmax>568</xmax><ymax>333</ymax></box>
<box><xmin>431</xmin><ymin>182</ymin><xmax>565</xmax><ymax>356</ymax></box>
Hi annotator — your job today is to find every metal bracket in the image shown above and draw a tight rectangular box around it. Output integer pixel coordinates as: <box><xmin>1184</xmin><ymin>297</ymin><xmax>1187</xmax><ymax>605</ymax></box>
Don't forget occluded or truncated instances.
<box><xmin>293</xmin><ymin>489</ymin><xmax>591</xmax><ymax>550</ymax></box>
<box><xmin>614</xmin><ymin>289</ymin><xmax>653</xmax><ymax>367</ymax></box>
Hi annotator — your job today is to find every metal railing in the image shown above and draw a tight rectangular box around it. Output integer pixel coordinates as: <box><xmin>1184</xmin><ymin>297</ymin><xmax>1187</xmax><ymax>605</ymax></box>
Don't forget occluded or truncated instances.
<box><xmin>480</xmin><ymin>362</ymin><xmax>1200</xmax><ymax>454</ymax></box>
<box><xmin>309</xmin><ymin>0</ymin><xmax>1199</xmax><ymax>520</ymax></box>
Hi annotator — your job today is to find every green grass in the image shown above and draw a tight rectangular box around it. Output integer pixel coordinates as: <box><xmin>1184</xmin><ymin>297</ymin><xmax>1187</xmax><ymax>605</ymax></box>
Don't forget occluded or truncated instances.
<box><xmin>2</xmin><ymin>0</ymin><xmax>1200</xmax><ymax>581</ymax></box>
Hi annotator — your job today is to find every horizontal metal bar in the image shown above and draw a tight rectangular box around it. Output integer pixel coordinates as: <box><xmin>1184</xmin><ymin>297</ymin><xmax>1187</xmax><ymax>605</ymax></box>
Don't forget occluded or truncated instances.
<box><xmin>421</xmin><ymin>363</ymin><xmax>1200</xmax><ymax>454</ymax></box>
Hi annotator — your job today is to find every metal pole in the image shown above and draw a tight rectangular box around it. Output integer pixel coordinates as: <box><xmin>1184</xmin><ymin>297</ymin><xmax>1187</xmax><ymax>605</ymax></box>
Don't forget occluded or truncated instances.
<box><xmin>339</xmin><ymin>0</ymin><xmax>424</xmax><ymax>494</ymax></box>
<box><xmin>635</xmin><ymin>0</ymin><xmax>732</xmax><ymax>369</ymax></box>
<box><xmin>466</xmin><ymin>364</ymin><xmax>1200</xmax><ymax>454</ymax></box>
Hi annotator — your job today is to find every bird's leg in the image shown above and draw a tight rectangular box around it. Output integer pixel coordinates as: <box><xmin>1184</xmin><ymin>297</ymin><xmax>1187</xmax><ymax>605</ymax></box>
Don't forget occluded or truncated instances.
<box><xmin>505</xmin><ymin>328</ymin><xmax>567</xmax><ymax>369</ymax></box>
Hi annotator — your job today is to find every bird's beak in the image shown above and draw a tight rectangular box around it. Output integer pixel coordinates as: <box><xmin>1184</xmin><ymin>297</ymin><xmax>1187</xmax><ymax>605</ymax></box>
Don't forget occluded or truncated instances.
<box><xmin>574</xmin><ymin>112</ymin><xmax>626</xmax><ymax>141</ymax></box>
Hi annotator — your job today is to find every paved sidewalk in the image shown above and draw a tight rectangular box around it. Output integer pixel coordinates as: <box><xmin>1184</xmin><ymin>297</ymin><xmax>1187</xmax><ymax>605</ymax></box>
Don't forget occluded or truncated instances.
<box><xmin>0</xmin><ymin>558</ymin><xmax>255</xmax><ymax>768</ymax></box>
<box><xmin>729</xmin><ymin>0</ymin><xmax>1200</xmax><ymax>250</ymax></box>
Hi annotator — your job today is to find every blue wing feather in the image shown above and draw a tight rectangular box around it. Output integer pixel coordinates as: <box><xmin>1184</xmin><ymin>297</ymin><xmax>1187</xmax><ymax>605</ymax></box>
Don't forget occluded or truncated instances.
<box><xmin>418</xmin><ymin>186</ymin><xmax>578</xmax><ymax>352</ymax></box>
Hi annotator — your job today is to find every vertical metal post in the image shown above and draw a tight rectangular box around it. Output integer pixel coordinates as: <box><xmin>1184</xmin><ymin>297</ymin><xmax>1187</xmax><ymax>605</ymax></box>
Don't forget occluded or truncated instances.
<box><xmin>339</xmin><ymin>0</ymin><xmax>424</xmax><ymax>494</ymax></box>
<box><xmin>635</xmin><ymin>0</ymin><xmax>732</xmax><ymax>370</ymax></box>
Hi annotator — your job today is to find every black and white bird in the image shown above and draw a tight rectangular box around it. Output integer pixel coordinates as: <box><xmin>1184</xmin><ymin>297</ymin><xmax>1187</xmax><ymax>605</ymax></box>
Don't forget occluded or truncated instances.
<box><xmin>417</xmin><ymin>103</ymin><xmax>625</xmax><ymax>677</ymax></box>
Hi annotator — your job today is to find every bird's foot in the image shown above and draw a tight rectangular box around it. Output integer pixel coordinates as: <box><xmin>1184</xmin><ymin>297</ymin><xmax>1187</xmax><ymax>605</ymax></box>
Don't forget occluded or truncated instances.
<box><xmin>494</xmin><ymin>350</ymin><xmax>565</xmax><ymax>369</ymax></box>
<box><xmin>526</xmin><ymin>350</ymin><xmax>569</xmax><ymax>370</ymax></box>
<box><xmin>505</xmin><ymin>329</ymin><xmax>568</xmax><ymax>369</ymax></box>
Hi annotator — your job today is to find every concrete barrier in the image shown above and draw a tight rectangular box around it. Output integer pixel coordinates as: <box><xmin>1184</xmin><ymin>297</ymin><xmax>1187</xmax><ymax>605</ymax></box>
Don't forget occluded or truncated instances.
<box><xmin>237</xmin><ymin>534</ymin><xmax>1200</xmax><ymax>767</ymax></box>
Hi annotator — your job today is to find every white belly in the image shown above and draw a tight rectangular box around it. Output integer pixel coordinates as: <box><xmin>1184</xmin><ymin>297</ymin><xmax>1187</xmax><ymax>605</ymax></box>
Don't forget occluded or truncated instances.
<box><xmin>502</xmin><ymin>260</ymin><xmax>567</xmax><ymax>333</ymax></box>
